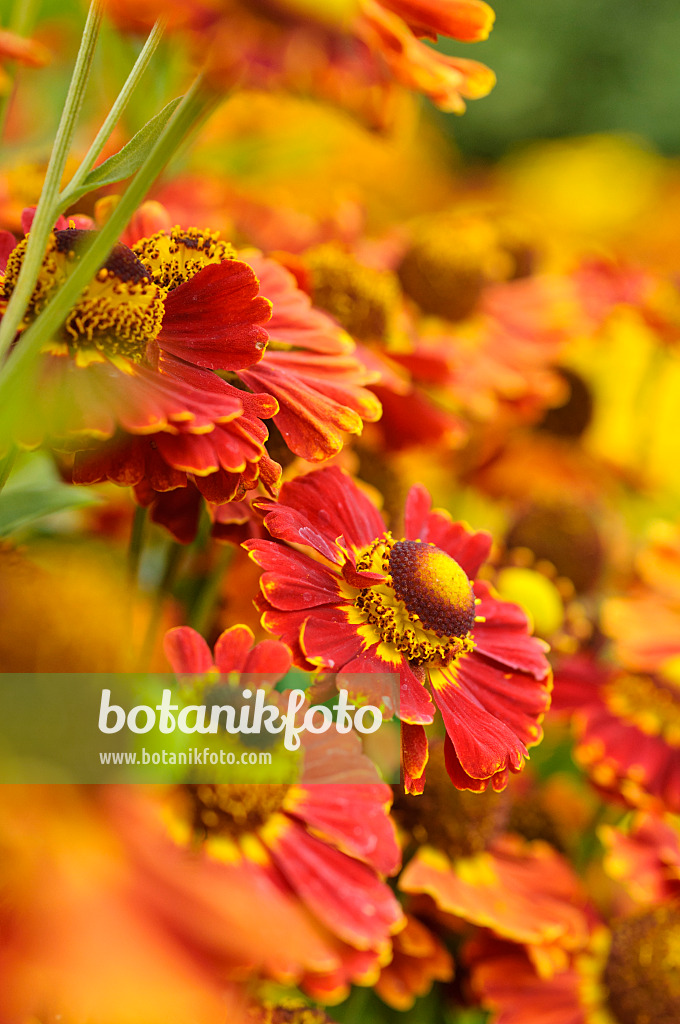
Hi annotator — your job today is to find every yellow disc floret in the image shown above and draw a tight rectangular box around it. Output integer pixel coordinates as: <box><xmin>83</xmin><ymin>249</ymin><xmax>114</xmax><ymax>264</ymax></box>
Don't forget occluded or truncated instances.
<box><xmin>1</xmin><ymin>228</ymin><xmax>166</xmax><ymax>362</ymax></box>
<box><xmin>184</xmin><ymin>783</ymin><xmax>290</xmax><ymax>840</ymax></box>
<box><xmin>133</xmin><ymin>226</ymin><xmax>236</xmax><ymax>290</ymax></box>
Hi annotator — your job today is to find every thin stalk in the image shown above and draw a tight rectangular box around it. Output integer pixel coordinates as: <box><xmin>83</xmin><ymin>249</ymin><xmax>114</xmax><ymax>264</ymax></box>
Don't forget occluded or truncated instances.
<box><xmin>139</xmin><ymin>541</ymin><xmax>184</xmax><ymax>669</ymax></box>
<box><xmin>0</xmin><ymin>0</ymin><xmax>103</xmax><ymax>364</ymax></box>
<box><xmin>127</xmin><ymin>504</ymin><xmax>147</xmax><ymax>587</ymax></box>
<box><xmin>0</xmin><ymin>0</ymin><xmax>42</xmax><ymax>140</ymax></box>
<box><xmin>0</xmin><ymin>75</ymin><xmax>217</xmax><ymax>403</ymax></box>
<box><xmin>0</xmin><ymin>447</ymin><xmax>17</xmax><ymax>494</ymax></box>
<box><xmin>62</xmin><ymin>19</ymin><xmax>165</xmax><ymax>199</ymax></box>
<box><xmin>189</xmin><ymin>543</ymin><xmax>233</xmax><ymax>636</ymax></box>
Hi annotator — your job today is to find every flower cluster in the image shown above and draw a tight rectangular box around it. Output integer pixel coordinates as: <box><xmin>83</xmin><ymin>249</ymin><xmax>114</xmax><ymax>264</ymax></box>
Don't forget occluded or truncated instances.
<box><xmin>2</xmin><ymin>5</ymin><xmax>680</xmax><ymax>1024</ymax></box>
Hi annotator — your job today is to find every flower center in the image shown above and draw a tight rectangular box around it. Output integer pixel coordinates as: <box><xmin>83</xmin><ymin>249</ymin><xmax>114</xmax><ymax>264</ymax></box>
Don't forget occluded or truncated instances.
<box><xmin>305</xmin><ymin>243</ymin><xmax>398</xmax><ymax>342</ymax></box>
<box><xmin>392</xmin><ymin>742</ymin><xmax>507</xmax><ymax>858</ymax></box>
<box><xmin>1</xmin><ymin>229</ymin><xmax>165</xmax><ymax>361</ymax></box>
<box><xmin>397</xmin><ymin>216</ymin><xmax>506</xmax><ymax>321</ymax></box>
<box><xmin>185</xmin><ymin>783</ymin><xmax>290</xmax><ymax>840</ymax></box>
<box><xmin>603</xmin><ymin>673</ymin><xmax>680</xmax><ymax>747</ymax></box>
<box><xmin>247</xmin><ymin>1002</ymin><xmax>333</xmax><ymax>1024</ymax></box>
<box><xmin>351</xmin><ymin>535</ymin><xmax>476</xmax><ymax>664</ymax></box>
<box><xmin>604</xmin><ymin>907</ymin><xmax>680</xmax><ymax>1024</ymax></box>
<box><xmin>133</xmin><ymin>226</ymin><xmax>236</xmax><ymax>290</ymax></box>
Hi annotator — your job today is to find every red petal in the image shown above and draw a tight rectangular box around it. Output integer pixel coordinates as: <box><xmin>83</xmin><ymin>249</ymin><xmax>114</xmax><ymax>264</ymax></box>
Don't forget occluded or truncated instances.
<box><xmin>160</xmin><ymin>260</ymin><xmax>271</xmax><ymax>371</ymax></box>
<box><xmin>431</xmin><ymin>666</ymin><xmax>527</xmax><ymax>781</ymax></box>
<box><xmin>402</xmin><ymin>722</ymin><xmax>429</xmax><ymax>793</ymax></box>
<box><xmin>164</xmin><ymin>626</ymin><xmax>214</xmax><ymax>673</ymax></box>
<box><xmin>473</xmin><ymin>581</ymin><xmax>551</xmax><ymax>679</ymax></box>
<box><xmin>213</xmin><ymin>625</ymin><xmax>256</xmax><ymax>674</ymax></box>
<box><xmin>270</xmin><ymin>821</ymin><xmax>402</xmax><ymax>949</ymax></box>
<box><xmin>287</xmin><ymin>785</ymin><xmax>400</xmax><ymax>875</ymax></box>
<box><xmin>300</xmin><ymin>614</ymin><xmax>364</xmax><ymax>672</ymax></box>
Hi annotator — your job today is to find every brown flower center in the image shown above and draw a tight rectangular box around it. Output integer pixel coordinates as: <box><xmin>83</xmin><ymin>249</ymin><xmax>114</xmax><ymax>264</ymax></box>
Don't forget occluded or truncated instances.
<box><xmin>350</xmin><ymin>535</ymin><xmax>477</xmax><ymax>665</ymax></box>
<box><xmin>392</xmin><ymin>743</ymin><xmax>508</xmax><ymax>858</ymax></box>
<box><xmin>305</xmin><ymin>243</ymin><xmax>398</xmax><ymax>343</ymax></box>
<box><xmin>604</xmin><ymin>907</ymin><xmax>680</xmax><ymax>1024</ymax></box>
<box><xmin>397</xmin><ymin>216</ymin><xmax>506</xmax><ymax>321</ymax></box>
<box><xmin>185</xmin><ymin>783</ymin><xmax>290</xmax><ymax>840</ymax></box>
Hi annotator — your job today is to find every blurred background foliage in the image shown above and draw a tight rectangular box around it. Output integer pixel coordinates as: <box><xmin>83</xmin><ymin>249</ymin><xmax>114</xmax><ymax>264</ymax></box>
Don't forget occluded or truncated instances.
<box><xmin>437</xmin><ymin>0</ymin><xmax>680</xmax><ymax>159</ymax></box>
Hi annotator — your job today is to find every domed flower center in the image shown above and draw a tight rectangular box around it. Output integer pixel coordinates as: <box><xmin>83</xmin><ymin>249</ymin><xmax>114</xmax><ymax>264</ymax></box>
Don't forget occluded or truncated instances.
<box><xmin>397</xmin><ymin>216</ymin><xmax>508</xmax><ymax>321</ymax></box>
<box><xmin>603</xmin><ymin>673</ymin><xmax>680</xmax><ymax>746</ymax></box>
<box><xmin>392</xmin><ymin>743</ymin><xmax>507</xmax><ymax>858</ymax></box>
<box><xmin>1</xmin><ymin>228</ymin><xmax>165</xmax><ymax>361</ymax></box>
<box><xmin>350</xmin><ymin>535</ymin><xmax>477</xmax><ymax>664</ymax></box>
<box><xmin>133</xmin><ymin>226</ymin><xmax>236</xmax><ymax>290</ymax></box>
<box><xmin>305</xmin><ymin>243</ymin><xmax>399</xmax><ymax>343</ymax></box>
<box><xmin>604</xmin><ymin>907</ymin><xmax>680</xmax><ymax>1024</ymax></box>
<box><xmin>185</xmin><ymin>783</ymin><xmax>290</xmax><ymax>840</ymax></box>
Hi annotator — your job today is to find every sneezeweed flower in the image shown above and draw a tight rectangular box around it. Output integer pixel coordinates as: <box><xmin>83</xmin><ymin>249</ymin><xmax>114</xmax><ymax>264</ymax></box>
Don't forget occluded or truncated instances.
<box><xmin>162</xmin><ymin>622</ymin><xmax>404</xmax><ymax>1001</ymax></box>
<box><xmin>69</xmin><ymin>225</ymin><xmax>379</xmax><ymax>517</ymax></box>
<box><xmin>601</xmin><ymin>813</ymin><xmax>680</xmax><ymax>907</ymax></box>
<box><xmin>1</xmin><ymin>224</ymin><xmax>278</xmax><ymax>505</ymax></box>
<box><xmin>104</xmin><ymin>0</ymin><xmax>495</xmax><ymax>119</ymax></box>
<box><xmin>466</xmin><ymin>820</ymin><xmax>680</xmax><ymax>1024</ymax></box>
<box><xmin>73</xmin><ymin>218</ymin><xmax>381</xmax><ymax>541</ymax></box>
<box><xmin>244</xmin><ymin>466</ymin><xmax>552</xmax><ymax>794</ymax></box>
<box><xmin>602</xmin><ymin>520</ymin><xmax>680</xmax><ymax>675</ymax></box>
<box><xmin>553</xmin><ymin>654</ymin><xmax>680</xmax><ymax>816</ymax></box>
<box><xmin>394</xmin><ymin>746</ymin><xmax>592</xmax><ymax>978</ymax></box>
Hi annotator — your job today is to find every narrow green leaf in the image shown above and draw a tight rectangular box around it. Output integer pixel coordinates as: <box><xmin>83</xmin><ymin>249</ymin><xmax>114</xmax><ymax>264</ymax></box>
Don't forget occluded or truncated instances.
<box><xmin>0</xmin><ymin>485</ymin><xmax>100</xmax><ymax>537</ymax></box>
<box><xmin>60</xmin><ymin>97</ymin><xmax>182</xmax><ymax>207</ymax></box>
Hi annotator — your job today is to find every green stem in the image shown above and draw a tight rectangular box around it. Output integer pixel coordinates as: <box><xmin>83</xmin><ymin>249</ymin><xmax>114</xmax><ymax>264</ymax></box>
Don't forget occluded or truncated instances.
<box><xmin>0</xmin><ymin>75</ymin><xmax>217</xmax><ymax>403</ymax></box>
<box><xmin>140</xmin><ymin>541</ymin><xmax>184</xmax><ymax>669</ymax></box>
<box><xmin>0</xmin><ymin>0</ymin><xmax>103</xmax><ymax>364</ymax></box>
<box><xmin>0</xmin><ymin>447</ymin><xmax>17</xmax><ymax>494</ymax></box>
<box><xmin>189</xmin><ymin>543</ymin><xmax>233</xmax><ymax>636</ymax></box>
<box><xmin>127</xmin><ymin>504</ymin><xmax>147</xmax><ymax>586</ymax></box>
<box><xmin>0</xmin><ymin>0</ymin><xmax>42</xmax><ymax>141</ymax></box>
<box><xmin>62</xmin><ymin>19</ymin><xmax>165</xmax><ymax>200</ymax></box>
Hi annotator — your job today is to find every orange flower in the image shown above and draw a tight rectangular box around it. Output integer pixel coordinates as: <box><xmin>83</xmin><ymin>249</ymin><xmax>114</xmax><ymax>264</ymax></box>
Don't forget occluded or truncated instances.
<box><xmin>103</xmin><ymin>0</ymin><xmax>495</xmax><ymax>117</ymax></box>
<box><xmin>0</xmin><ymin>28</ymin><xmax>49</xmax><ymax>94</ymax></box>
<box><xmin>374</xmin><ymin>913</ymin><xmax>453</xmax><ymax>1010</ymax></box>
<box><xmin>160</xmin><ymin>623</ymin><xmax>404</xmax><ymax>1001</ymax></box>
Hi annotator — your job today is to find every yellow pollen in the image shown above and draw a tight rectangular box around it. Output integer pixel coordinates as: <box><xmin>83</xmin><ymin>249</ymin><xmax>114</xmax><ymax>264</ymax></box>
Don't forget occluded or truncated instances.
<box><xmin>184</xmin><ymin>783</ymin><xmax>290</xmax><ymax>840</ymax></box>
<box><xmin>133</xmin><ymin>226</ymin><xmax>236</xmax><ymax>290</ymax></box>
<box><xmin>348</xmin><ymin>534</ymin><xmax>476</xmax><ymax>665</ymax></box>
<box><xmin>1</xmin><ymin>229</ymin><xmax>165</xmax><ymax>362</ymax></box>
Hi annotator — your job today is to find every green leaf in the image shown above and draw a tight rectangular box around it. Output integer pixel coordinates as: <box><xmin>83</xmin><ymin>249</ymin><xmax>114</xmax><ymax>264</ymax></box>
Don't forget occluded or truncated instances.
<box><xmin>60</xmin><ymin>97</ymin><xmax>182</xmax><ymax>206</ymax></box>
<box><xmin>0</xmin><ymin>485</ymin><xmax>100</xmax><ymax>537</ymax></box>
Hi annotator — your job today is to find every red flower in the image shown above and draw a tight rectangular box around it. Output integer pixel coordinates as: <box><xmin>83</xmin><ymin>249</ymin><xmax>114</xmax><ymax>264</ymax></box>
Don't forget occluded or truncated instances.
<box><xmin>554</xmin><ymin>654</ymin><xmax>680</xmax><ymax>816</ymax></box>
<box><xmin>162</xmin><ymin>623</ymin><xmax>404</xmax><ymax>1001</ymax></box>
<box><xmin>2</xmin><ymin>225</ymin><xmax>279</xmax><ymax>504</ymax></box>
<box><xmin>103</xmin><ymin>0</ymin><xmax>495</xmax><ymax>122</ymax></box>
<box><xmin>244</xmin><ymin>466</ymin><xmax>551</xmax><ymax>793</ymax></box>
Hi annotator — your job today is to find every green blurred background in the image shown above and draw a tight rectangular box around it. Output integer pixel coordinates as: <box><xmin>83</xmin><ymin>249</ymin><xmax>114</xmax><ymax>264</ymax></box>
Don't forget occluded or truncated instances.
<box><xmin>437</xmin><ymin>0</ymin><xmax>680</xmax><ymax>159</ymax></box>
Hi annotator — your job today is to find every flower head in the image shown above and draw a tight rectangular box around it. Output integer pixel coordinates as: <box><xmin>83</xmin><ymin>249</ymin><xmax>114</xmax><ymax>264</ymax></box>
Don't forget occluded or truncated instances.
<box><xmin>245</xmin><ymin>466</ymin><xmax>552</xmax><ymax>793</ymax></box>
<box><xmin>162</xmin><ymin>622</ymin><xmax>404</xmax><ymax>1000</ymax></box>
